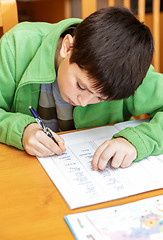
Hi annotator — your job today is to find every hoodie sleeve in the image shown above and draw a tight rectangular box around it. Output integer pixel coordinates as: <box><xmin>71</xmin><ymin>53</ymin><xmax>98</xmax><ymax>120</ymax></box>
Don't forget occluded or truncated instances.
<box><xmin>113</xmin><ymin>65</ymin><xmax>163</xmax><ymax>161</ymax></box>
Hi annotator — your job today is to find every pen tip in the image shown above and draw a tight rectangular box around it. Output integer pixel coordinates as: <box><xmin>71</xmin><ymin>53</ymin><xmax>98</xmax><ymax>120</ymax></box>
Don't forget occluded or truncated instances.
<box><xmin>29</xmin><ymin>106</ymin><xmax>32</xmax><ymax>109</ymax></box>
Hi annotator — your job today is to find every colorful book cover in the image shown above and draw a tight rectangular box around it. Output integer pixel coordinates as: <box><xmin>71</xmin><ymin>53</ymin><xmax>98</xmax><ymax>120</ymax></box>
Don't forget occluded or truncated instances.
<box><xmin>65</xmin><ymin>195</ymin><xmax>163</xmax><ymax>240</ymax></box>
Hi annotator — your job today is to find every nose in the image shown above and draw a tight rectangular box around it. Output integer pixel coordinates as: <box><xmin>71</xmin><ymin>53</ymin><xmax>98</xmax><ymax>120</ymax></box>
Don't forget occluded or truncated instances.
<box><xmin>77</xmin><ymin>92</ymin><xmax>96</xmax><ymax>107</ymax></box>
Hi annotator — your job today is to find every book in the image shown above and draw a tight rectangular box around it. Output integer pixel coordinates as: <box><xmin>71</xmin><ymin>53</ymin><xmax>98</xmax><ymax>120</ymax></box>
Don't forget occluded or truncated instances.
<box><xmin>37</xmin><ymin>119</ymin><xmax>163</xmax><ymax>209</ymax></box>
<box><xmin>64</xmin><ymin>195</ymin><xmax>163</xmax><ymax>240</ymax></box>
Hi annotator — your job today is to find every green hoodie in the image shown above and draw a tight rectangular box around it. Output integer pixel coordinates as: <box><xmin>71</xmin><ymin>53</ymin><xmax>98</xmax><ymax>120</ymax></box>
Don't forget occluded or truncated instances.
<box><xmin>0</xmin><ymin>19</ymin><xmax>163</xmax><ymax>162</ymax></box>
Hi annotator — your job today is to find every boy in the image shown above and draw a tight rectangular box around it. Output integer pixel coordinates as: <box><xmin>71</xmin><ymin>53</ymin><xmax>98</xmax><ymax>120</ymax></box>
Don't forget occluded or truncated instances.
<box><xmin>0</xmin><ymin>7</ymin><xmax>163</xmax><ymax>171</ymax></box>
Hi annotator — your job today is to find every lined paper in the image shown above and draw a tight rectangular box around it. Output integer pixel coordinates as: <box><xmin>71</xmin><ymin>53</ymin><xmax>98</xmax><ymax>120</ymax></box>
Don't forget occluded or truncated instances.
<box><xmin>37</xmin><ymin>119</ymin><xmax>163</xmax><ymax>209</ymax></box>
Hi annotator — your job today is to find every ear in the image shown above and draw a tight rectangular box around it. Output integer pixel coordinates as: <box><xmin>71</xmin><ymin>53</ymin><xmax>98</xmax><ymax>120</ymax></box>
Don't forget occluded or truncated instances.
<box><xmin>60</xmin><ymin>34</ymin><xmax>74</xmax><ymax>58</ymax></box>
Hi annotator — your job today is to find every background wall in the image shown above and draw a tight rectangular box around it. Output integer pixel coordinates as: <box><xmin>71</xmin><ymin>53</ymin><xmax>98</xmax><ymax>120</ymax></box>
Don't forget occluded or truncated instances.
<box><xmin>17</xmin><ymin>0</ymin><xmax>68</xmax><ymax>22</ymax></box>
<box><xmin>145</xmin><ymin>12</ymin><xmax>163</xmax><ymax>73</ymax></box>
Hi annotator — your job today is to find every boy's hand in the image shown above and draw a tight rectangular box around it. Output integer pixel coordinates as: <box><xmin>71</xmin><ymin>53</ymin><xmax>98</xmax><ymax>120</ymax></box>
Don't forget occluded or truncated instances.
<box><xmin>92</xmin><ymin>138</ymin><xmax>137</xmax><ymax>170</ymax></box>
<box><xmin>22</xmin><ymin>123</ymin><xmax>66</xmax><ymax>157</ymax></box>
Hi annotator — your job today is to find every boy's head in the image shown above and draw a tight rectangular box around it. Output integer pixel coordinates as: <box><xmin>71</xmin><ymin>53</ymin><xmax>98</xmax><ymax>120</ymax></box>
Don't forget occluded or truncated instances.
<box><xmin>69</xmin><ymin>6</ymin><xmax>154</xmax><ymax>100</ymax></box>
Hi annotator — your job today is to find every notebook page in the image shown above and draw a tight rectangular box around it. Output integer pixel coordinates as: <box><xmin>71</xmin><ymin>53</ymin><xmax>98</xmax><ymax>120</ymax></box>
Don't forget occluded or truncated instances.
<box><xmin>115</xmin><ymin>118</ymin><xmax>150</xmax><ymax>131</ymax></box>
<box><xmin>37</xmin><ymin>121</ymin><xmax>163</xmax><ymax>209</ymax></box>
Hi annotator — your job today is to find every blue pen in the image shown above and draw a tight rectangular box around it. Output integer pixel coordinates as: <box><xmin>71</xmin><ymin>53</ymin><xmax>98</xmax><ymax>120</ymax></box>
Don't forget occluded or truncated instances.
<box><xmin>29</xmin><ymin>106</ymin><xmax>59</xmax><ymax>145</ymax></box>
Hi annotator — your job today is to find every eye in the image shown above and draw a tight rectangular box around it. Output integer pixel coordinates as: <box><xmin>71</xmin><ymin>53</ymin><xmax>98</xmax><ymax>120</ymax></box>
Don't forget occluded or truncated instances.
<box><xmin>97</xmin><ymin>97</ymin><xmax>103</xmax><ymax>101</ymax></box>
<box><xmin>97</xmin><ymin>96</ymin><xmax>107</xmax><ymax>102</ymax></box>
<box><xmin>97</xmin><ymin>97</ymin><xmax>104</xmax><ymax>102</ymax></box>
<box><xmin>77</xmin><ymin>82</ymin><xmax>86</xmax><ymax>91</ymax></box>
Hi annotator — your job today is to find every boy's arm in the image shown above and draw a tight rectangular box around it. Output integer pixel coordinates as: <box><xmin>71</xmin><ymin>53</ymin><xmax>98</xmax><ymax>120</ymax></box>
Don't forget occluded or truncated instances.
<box><xmin>92</xmin><ymin>66</ymin><xmax>163</xmax><ymax>170</ymax></box>
<box><xmin>0</xmin><ymin>34</ymin><xmax>35</xmax><ymax>150</ymax></box>
<box><xmin>113</xmin><ymin>65</ymin><xmax>163</xmax><ymax>161</ymax></box>
<box><xmin>0</xmin><ymin>110</ymin><xmax>36</xmax><ymax>150</ymax></box>
<box><xmin>0</xmin><ymin>32</ymin><xmax>66</xmax><ymax>155</ymax></box>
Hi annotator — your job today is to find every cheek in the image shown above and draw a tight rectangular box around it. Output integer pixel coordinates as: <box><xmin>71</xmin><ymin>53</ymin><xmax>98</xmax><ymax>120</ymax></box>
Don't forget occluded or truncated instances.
<box><xmin>58</xmin><ymin>65</ymin><xmax>69</xmax><ymax>88</ymax></box>
<box><xmin>58</xmin><ymin>71</ymin><xmax>74</xmax><ymax>95</ymax></box>
<box><xmin>90</xmin><ymin>98</ymin><xmax>101</xmax><ymax>104</ymax></box>
<box><xmin>57</xmin><ymin>66</ymin><xmax>63</xmax><ymax>84</ymax></box>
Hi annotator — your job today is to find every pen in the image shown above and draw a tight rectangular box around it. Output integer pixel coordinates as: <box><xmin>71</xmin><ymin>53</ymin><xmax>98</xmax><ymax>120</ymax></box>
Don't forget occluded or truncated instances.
<box><xmin>29</xmin><ymin>106</ymin><xmax>59</xmax><ymax>145</ymax></box>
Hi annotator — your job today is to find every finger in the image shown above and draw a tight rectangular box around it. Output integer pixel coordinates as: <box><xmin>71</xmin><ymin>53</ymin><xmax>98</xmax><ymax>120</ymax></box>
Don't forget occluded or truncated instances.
<box><xmin>97</xmin><ymin>146</ymin><xmax>116</xmax><ymax>170</ymax></box>
<box><xmin>25</xmin><ymin>140</ymin><xmax>57</xmax><ymax>157</ymax></box>
<box><xmin>120</xmin><ymin>154</ymin><xmax>134</xmax><ymax>168</ymax></box>
<box><xmin>110</xmin><ymin>152</ymin><xmax>125</xmax><ymax>169</ymax></box>
<box><xmin>92</xmin><ymin>140</ymin><xmax>111</xmax><ymax>170</ymax></box>
<box><xmin>40</xmin><ymin>133</ymin><xmax>63</xmax><ymax>155</ymax></box>
<box><xmin>31</xmin><ymin>130</ymin><xmax>62</xmax><ymax>155</ymax></box>
<box><xmin>51</xmin><ymin>132</ymin><xmax>66</xmax><ymax>152</ymax></box>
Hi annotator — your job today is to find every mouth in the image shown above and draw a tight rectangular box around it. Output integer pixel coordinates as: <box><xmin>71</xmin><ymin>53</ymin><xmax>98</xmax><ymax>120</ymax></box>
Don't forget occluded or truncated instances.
<box><xmin>68</xmin><ymin>98</ymin><xmax>77</xmax><ymax>106</ymax></box>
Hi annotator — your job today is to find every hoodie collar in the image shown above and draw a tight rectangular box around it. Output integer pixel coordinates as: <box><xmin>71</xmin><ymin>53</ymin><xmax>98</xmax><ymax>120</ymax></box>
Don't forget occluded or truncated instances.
<box><xmin>19</xmin><ymin>18</ymin><xmax>82</xmax><ymax>87</ymax></box>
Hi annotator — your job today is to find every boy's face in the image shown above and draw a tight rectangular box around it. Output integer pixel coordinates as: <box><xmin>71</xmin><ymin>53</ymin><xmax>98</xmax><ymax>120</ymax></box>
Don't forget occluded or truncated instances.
<box><xmin>57</xmin><ymin>35</ymin><xmax>107</xmax><ymax>107</ymax></box>
<box><xmin>57</xmin><ymin>52</ymin><xmax>107</xmax><ymax>107</ymax></box>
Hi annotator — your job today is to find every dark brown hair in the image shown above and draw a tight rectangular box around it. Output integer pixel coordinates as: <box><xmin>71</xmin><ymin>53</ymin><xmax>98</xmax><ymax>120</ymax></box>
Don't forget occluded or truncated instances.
<box><xmin>70</xmin><ymin>7</ymin><xmax>154</xmax><ymax>100</ymax></box>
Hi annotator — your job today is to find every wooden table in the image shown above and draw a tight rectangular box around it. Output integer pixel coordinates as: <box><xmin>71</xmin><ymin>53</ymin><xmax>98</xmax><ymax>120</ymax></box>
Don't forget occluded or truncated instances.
<box><xmin>0</xmin><ymin>142</ymin><xmax>163</xmax><ymax>240</ymax></box>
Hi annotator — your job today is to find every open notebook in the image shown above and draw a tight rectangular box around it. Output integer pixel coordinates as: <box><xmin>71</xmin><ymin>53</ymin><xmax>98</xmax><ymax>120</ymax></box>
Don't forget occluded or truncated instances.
<box><xmin>37</xmin><ymin>119</ymin><xmax>163</xmax><ymax>209</ymax></box>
